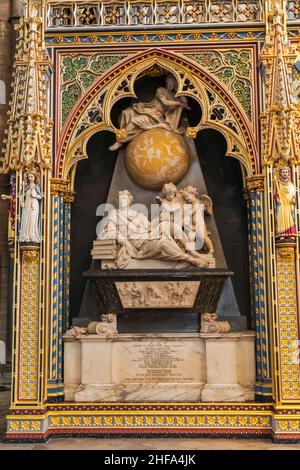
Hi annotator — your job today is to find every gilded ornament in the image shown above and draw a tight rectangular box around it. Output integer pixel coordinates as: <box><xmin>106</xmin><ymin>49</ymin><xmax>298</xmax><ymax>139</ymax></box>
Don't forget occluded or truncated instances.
<box><xmin>277</xmin><ymin>246</ymin><xmax>295</xmax><ymax>262</ymax></box>
<box><xmin>145</xmin><ymin>65</ymin><xmax>164</xmax><ymax>77</ymax></box>
<box><xmin>50</xmin><ymin>178</ymin><xmax>69</xmax><ymax>195</ymax></box>
<box><xmin>116</xmin><ymin>128</ymin><xmax>127</xmax><ymax>142</ymax></box>
<box><xmin>1</xmin><ymin>7</ymin><xmax>52</xmax><ymax>173</ymax></box>
<box><xmin>260</xmin><ymin>1</ymin><xmax>299</xmax><ymax>166</ymax></box>
<box><xmin>186</xmin><ymin>127</ymin><xmax>198</xmax><ymax>139</ymax></box>
<box><xmin>22</xmin><ymin>248</ymin><xmax>39</xmax><ymax>263</ymax></box>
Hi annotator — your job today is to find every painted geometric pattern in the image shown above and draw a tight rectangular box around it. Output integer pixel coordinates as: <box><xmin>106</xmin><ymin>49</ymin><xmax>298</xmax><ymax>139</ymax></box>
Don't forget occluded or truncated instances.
<box><xmin>276</xmin><ymin>247</ymin><xmax>300</xmax><ymax>400</ymax></box>
<box><xmin>49</xmin><ymin>195</ymin><xmax>64</xmax><ymax>391</ymax></box>
<box><xmin>7</xmin><ymin>419</ymin><xmax>43</xmax><ymax>433</ymax></box>
<box><xmin>45</xmin><ymin>30</ymin><xmax>266</xmax><ymax>48</ymax></box>
<box><xmin>18</xmin><ymin>251</ymin><xmax>40</xmax><ymax>401</ymax></box>
<box><xmin>61</xmin><ymin>54</ymin><xmax>126</xmax><ymax>124</ymax></box>
<box><xmin>50</xmin><ymin>195</ymin><xmax>59</xmax><ymax>382</ymax></box>
<box><xmin>63</xmin><ymin>203</ymin><xmax>71</xmax><ymax>333</ymax></box>
<box><xmin>7</xmin><ymin>414</ymin><xmax>300</xmax><ymax>437</ymax></box>
<box><xmin>185</xmin><ymin>49</ymin><xmax>253</xmax><ymax>118</ymax></box>
<box><xmin>48</xmin><ymin>414</ymin><xmax>271</xmax><ymax>429</ymax></box>
<box><xmin>275</xmin><ymin>418</ymin><xmax>300</xmax><ymax>433</ymax></box>
<box><xmin>248</xmin><ymin>192</ymin><xmax>269</xmax><ymax>381</ymax></box>
<box><xmin>58</xmin><ymin>198</ymin><xmax>64</xmax><ymax>381</ymax></box>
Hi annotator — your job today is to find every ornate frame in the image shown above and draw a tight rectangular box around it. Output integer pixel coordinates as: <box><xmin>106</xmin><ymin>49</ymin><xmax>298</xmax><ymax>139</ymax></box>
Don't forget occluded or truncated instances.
<box><xmin>1</xmin><ymin>0</ymin><xmax>300</xmax><ymax>442</ymax></box>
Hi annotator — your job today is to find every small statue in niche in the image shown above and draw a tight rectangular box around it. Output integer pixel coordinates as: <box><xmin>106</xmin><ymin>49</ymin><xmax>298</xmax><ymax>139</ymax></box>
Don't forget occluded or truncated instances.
<box><xmin>19</xmin><ymin>172</ymin><xmax>42</xmax><ymax>244</ymax></box>
<box><xmin>109</xmin><ymin>74</ymin><xmax>190</xmax><ymax>151</ymax></box>
<box><xmin>274</xmin><ymin>167</ymin><xmax>297</xmax><ymax>240</ymax></box>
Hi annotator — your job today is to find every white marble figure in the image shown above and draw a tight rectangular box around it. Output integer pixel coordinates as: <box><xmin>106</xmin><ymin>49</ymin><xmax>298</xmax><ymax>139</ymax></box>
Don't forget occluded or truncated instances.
<box><xmin>109</xmin><ymin>75</ymin><xmax>190</xmax><ymax>151</ymax></box>
<box><xmin>98</xmin><ymin>189</ymin><xmax>210</xmax><ymax>268</ymax></box>
<box><xmin>19</xmin><ymin>173</ymin><xmax>42</xmax><ymax>243</ymax></box>
<box><xmin>181</xmin><ymin>186</ymin><xmax>214</xmax><ymax>255</ymax></box>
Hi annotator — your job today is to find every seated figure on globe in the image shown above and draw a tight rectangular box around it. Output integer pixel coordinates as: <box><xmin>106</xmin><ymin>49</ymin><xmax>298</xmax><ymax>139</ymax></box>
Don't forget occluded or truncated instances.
<box><xmin>109</xmin><ymin>74</ymin><xmax>190</xmax><ymax>151</ymax></box>
<box><xmin>97</xmin><ymin>189</ymin><xmax>212</xmax><ymax>269</ymax></box>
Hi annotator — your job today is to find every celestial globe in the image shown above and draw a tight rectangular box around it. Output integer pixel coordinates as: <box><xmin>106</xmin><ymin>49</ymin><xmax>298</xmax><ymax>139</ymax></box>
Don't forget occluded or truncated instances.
<box><xmin>124</xmin><ymin>128</ymin><xmax>190</xmax><ymax>191</ymax></box>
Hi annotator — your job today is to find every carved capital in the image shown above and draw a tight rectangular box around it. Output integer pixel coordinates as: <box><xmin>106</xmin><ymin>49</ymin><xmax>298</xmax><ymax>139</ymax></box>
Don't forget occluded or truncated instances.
<box><xmin>50</xmin><ymin>178</ymin><xmax>75</xmax><ymax>203</ymax></box>
<box><xmin>246</xmin><ymin>175</ymin><xmax>265</xmax><ymax>192</ymax></box>
<box><xmin>50</xmin><ymin>178</ymin><xmax>69</xmax><ymax>195</ymax></box>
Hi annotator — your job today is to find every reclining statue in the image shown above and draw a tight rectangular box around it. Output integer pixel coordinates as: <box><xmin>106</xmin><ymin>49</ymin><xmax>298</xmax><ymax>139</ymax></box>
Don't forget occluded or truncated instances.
<box><xmin>97</xmin><ymin>187</ymin><xmax>214</xmax><ymax>269</ymax></box>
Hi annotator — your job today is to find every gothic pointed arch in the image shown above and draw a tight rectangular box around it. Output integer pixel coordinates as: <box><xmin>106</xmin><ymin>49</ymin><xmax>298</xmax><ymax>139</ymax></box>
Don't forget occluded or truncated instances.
<box><xmin>56</xmin><ymin>48</ymin><xmax>259</xmax><ymax>182</ymax></box>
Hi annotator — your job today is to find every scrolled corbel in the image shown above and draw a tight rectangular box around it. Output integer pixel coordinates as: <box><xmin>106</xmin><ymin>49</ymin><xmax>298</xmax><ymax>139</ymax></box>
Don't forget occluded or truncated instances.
<box><xmin>87</xmin><ymin>313</ymin><xmax>118</xmax><ymax>335</ymax></box>
<box><xmin>200</xmin><ymin>313</ymin><xmax>230</xmax><ymax>334</ymax></box>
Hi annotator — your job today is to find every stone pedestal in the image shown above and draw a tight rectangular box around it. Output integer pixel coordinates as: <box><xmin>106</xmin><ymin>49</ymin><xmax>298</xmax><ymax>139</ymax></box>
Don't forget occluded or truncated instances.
<box><xmin>63</xmin><ymin>331</ymin><xmax>255</xmax><ymax>402</ymax></box>
<box><xmin>63</xmin><ymin>337</ymin><xmax>82</xmax><ymax>401</ymax></box>
<box><xmin>201</xmin><ymin>332</ymin><xmax>256</xmax><ymax>401</ymax></box>
<box><xmin>75</xmin><ymin>334</ymin><xmax>205</xmax><ymax>402</ymax></box>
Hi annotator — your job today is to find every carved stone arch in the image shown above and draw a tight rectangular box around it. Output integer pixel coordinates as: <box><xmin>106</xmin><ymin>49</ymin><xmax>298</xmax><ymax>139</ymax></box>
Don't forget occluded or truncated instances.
<box><xmin>56</xmin><ymin>48</ymin><xmax>259</xmax><ymax>182</ymax></box>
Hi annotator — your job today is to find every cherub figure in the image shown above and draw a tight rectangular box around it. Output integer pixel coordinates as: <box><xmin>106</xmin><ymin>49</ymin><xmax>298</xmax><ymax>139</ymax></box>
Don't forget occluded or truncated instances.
<box><xmin>181</xmin><ymin>186</ymin><xmax>214</xmax><ymax>255</ymax></box>
<box><xmin>155</xmin><ymin>183</ymin><xmax>209</xmax><ymax>261</ymax></box>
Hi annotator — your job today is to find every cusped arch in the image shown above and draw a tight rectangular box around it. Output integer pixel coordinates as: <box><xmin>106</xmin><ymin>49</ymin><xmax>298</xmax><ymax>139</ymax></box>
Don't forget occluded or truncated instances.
<box><xmin>56</xmin><ymin>48</ymin><xmax>259</xmax><ymax>182</ymax></box>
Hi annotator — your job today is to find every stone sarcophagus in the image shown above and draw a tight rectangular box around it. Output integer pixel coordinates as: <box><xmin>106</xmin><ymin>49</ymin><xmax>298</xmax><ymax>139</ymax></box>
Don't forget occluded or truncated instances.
<box><xmin>84</xmin><ymin>268</ymin><xmax>232</xmax><ymax>316</ymax></box>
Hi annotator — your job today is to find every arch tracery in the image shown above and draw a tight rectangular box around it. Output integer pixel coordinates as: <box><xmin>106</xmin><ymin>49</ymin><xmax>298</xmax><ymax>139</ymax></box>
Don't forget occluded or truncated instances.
<box><xmin>56</xmin><ymin>48</ymin><xmax>259</xmax><ymax>182</ymax></box>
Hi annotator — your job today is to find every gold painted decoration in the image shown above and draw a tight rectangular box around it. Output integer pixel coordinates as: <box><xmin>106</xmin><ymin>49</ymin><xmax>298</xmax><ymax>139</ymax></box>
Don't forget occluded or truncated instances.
<box><xmin>18</xmin><ymin>246</ymin><xmax>40</xmax><ymax>402</ymax></box>
<box><xmin>275</xmin><ymin>242</ymin><xmax>300</xmax><ymax>400</ymax></box>
<box><xmin>59</xmin><ymin>49</ymin><xmax>259</xmax><ymax>182</ymax></box>
<box><xmin>125</xmin><ymin>129</ymin><xmax>190</xmax><ymax>191</ymax></box>
<box><xmin>50</xmin><ymin>178</ymin><xmax>69</xmax><ymax>195</ymax></box>
<box><xmin>0</xmin><ymin>2</ymin><xmax>53</xmax><ymax>173</ymax></box>
<box><xmin>260</xmin><ymin>0</ymin><xmax>300</xmax><ymax>166</ymax></box>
